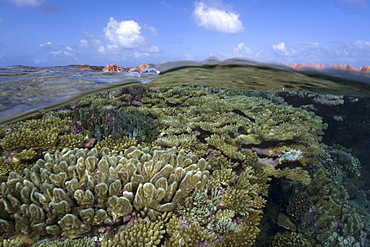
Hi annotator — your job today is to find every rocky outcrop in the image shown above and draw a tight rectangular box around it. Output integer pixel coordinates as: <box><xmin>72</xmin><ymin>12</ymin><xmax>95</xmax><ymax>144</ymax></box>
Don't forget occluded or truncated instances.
<box><xmin>102</xmin><ymin>64</ymin><xmax>125</xmax><ymax>72</ymax></box>
<box><xmin>288</xmin><ymin>63</ymin><xmax>370</xmax><ymax>75</ymax></box>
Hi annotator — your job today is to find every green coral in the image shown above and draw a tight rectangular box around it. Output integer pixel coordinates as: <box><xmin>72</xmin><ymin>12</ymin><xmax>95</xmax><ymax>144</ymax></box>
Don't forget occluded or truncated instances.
<box><xmin>272</xmin><ymin>232</ymin><xmax>310</xmax><ymax>247</ymax></box>
<box><xmin>320</xmin><ymin>145</ymin><xmax>362</xmax><ymax>179</ymax></box>
<box><xmin>1</xmin><ymin>118</ymin><xmax>68</xmax><ymax>149</ymax></box>
<box><xmin>32</xmin><ymin>237</ymin><xmax>96</xmax><ymax>247</ymax></box>
<box><xmin>209</xmin><ymin>168</ymin><xmax>236</xmax><ymax>188</ymax></box>
<box><xmin>58</xmin><ymin>134</ymin><xmax>85</xmax><ymax>149</ymax></box>
<box><xmin>101</xmin><ymin>214</ymin><xmax>169</xmax><ymax>247</ymax></box>
<box><xmin>165</xmin><ymin>217</ymin><xmax>215</xmax><ymax>246</ymax></box>
<box><xmin>137</xmin><ymin>86</ymin><xmax>327</xmax><ymax>162</ymax></box>
<box><xmin>95</xmin><ymin>136</ymin><xmax>137</xmax><ymax>152</ymax></box>
<box><xmin>220</xmin><ymin>212</ymin><xmax>262</xmax><ymax>247</ymax></box>
<box><xmin>55</xmin><ymin>107</ymin><xmax>158</xmax><ymax>142</ymax></box>
<box><xmin>222</xmin><ymin>166</ymin><xmax>267</xmax><ymax>216</ymax></box>
<box><xmin>14</xmin><ymin>148</ymin><xmax>37</xmax><ymax>160</ymax></box>
<box><xmin>304</xmin><ymin>167</ymin><xmax>365</xmax><ymax>246</ymax></box>
<box><xmin>207</xmin><ymin>154</ymin><xmax>239</xmax><ymax>170</ymax></box>
<box><xmin>0</xmin><ymin>236</ymin><xmax>27</xmax><ymax>247</ymax></box>
<box><xmin>286</xmin><ymin>191</ymin><xmax>313</xmax><ymax>223</ymax></box>
<box><xmin>0</xmin><ymin>157</ymin><xmax>28</xmax><ymax>176</ymax></box>
<box><xmin>176</xmin><ymin>189</ymin><xmax>216</xmax><ymax>225</ymax></box>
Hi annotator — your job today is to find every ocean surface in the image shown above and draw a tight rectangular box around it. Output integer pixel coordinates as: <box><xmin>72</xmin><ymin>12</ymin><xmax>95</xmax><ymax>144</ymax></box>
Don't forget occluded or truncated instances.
<box><xmin>0</xmin><ymin>58</ymin><xmax>369</xmax><ymax>246</ymax></box>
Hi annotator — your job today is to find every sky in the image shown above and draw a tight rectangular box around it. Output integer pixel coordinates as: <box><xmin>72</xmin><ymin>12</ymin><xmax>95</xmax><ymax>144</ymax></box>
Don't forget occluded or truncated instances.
<box><xmin>0</xmin><ymin>0</ymin><xmax>369</xmax><ymax>67</ymax></box>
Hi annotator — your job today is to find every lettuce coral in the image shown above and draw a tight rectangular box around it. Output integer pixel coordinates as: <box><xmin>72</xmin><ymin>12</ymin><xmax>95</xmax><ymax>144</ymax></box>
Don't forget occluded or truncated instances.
<box><xmin>0</xmin><ymin>145</ymin><xmax>210</xmax><ymax>239</ymax></box>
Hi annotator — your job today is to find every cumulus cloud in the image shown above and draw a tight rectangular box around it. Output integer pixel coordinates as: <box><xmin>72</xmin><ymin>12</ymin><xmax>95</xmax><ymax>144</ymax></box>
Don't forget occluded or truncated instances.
<box><xmin>233</xmin><ymin>42</ymin><xmax>253</xmax><ymax>56</ymax></box>
<box><xmin>193</xmin><ymin>1</ymin><xmax>244</xmax><ymax>34</ymax></box>
<box><xmin>103</xmin><ymin>17</ymin><xmax>145</xmax><ymax>51</ymax></box>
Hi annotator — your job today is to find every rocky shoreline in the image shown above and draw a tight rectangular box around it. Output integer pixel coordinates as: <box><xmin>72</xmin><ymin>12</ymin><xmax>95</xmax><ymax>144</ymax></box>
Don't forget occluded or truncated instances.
<box><xmin>287</xmin><ymin>63</ymin><xmax>370</xmax><ymax>75</ymax></box>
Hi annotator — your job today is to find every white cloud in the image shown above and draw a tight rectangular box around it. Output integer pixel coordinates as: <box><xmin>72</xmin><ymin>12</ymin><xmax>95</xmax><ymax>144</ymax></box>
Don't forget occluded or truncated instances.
<box><xmin>98</xmin><ymin>46</ymin><xmax>106</xmax><ymax>54</ymax></box>
<box><xmin>248</xmin><ymin>40</ymin><xmax>370</xmax><ymax>66</ymax></box>
<box><xmin>103</xmin><ymin>17</ymin><xmax>145</xmax><ymax>51</ymax></box>
<box><xmin>340</xmin><ymin>0</ymin><xmax>368</xmax><ymax>9</ymax></box>
<box><xmin>233</xmin><ymin>42</ymin><xmax>253</xmax><ymax>56</ymax></box>
<box><xmin>79</xmin><ymin>39</ymin><xmax>88</xmax><ymax>48</ymax></box>
<box><xmin>133</xmin><ymin>51</ymin><xmax>150</xmax><ymax>59</ymax></box>
<box><xmin>148</xmin><ymin>26</ymin><xmax>158</xmax><ymax>37</ymax></box>
<box><xmin>144</xmin><ymin>45</ymin><xmax>160</xmax><ymax>53</ymax></box>
<box><xmin>185</xmin><ymin>54</ymin><xmax>195</xmax><ymax>60</ymax></box>
<box><xmin>272</xmin><ymin>42</ymin><xmax>287</xmax><ymax>52</ymax></box>
<box><xmin>79</xmin><ymin>31</ymin><xmax>101</xmax><ymax>49</ymax></box>
<box><xmin>5</xmin><ymin>0</ymin><xmax>44</xmax><ymax>6</ymax></box>
<box><xmin>40</xmin><ymin>41</ymin><xmax>52</xmax><ymax>46</ymax></box>
<box><xmin>193</xmin><ymin>1</ymin><xmax>244</xmax><ymax>34</ymax></box>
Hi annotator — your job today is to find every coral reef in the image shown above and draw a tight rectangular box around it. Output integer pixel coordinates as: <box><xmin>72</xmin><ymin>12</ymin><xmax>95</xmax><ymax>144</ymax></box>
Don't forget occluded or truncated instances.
<box><xmin>220</xmin><ymin>212</ymin><xmax>262</xmax><ymax>247</ymax></box>
<box><xmin>320</xmin><ymin>145</ymin><xmax>362</xmax><ymax>179</ymax></box>
<box><xmin>1</xmin><ymin>118</ymin><xmax>68</xmax><ymax>149</ymax></box>
<box><xmin>101</xmin><ymin>213</ymin><xmax>169</xmax><ymax>247</ymax></box>
<box><xmin>2</xmin><ymin>85</ymin><xmax>365</xmax><ymax>246</ymax></box>
<box><xmin>57</xmin><ymin>107</ymin><xmax>158</xmax><ymax>142</ymax></box>
<box><xmin>165</xmin><ymin>216</ymin><xmax>215</xmax><ymax>246</ymax></box>
<box><xmin>94</xmin><ymin>137</ymin><xmax>137</xmax><ymax>152</ymax></box>
<box><xmin>32</xmin><ymin>237</ymin><xmax>96</xmax><ymax>247</ymax></box>
<box><xmin>303</xmin><ymin>167</ymin><xmax>365</xmax><ymax>246</ymax></box>
<box><xmin>286</xmin><ymin>191</ymin><xmax>313</xmax><ymax>223</ymax></box>
<box><xmin>272</xmin><ymin>232</ymin><xmax>310</xmax><ymax>247</ymax></box>
<box><xmin>136</xmin><ymin>86</ymin><xmax>327</xmax><ymax>166</ymax></box>
<box><xmin>0</xmin><ymin>146</ymin><xmax>210</xmax><ymax>238</ymax></box>
<box><xmin>262</xmin><ymin>165</ymin><xmax>311</xmax><ymax>186</ymax></box>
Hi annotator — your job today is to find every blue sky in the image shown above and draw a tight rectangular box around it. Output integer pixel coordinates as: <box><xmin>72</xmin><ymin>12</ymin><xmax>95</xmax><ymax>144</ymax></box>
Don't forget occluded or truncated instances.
<box><xmin>0</xmin><ymin>0</ymin><xmax>369</xmax><ymax>67</ymax></box>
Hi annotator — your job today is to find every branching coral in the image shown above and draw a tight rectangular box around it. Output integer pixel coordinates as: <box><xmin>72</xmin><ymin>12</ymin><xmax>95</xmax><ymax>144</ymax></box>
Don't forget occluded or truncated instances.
<box><xmin>31</xmin><ymin>237</ymin><xmax>96</xmax><ymax>247</ymax></box>
<box><xmin>303</xmin><ymin>167</ymin><xmax>365</xmax><ymax>246</ymax></box>
<box><xmin>272</xmin><ymin>232</ymin><xmax>310</xmax><ymax>247</ymax></box>
<box><xmin>101</xmin><ymin>214</ymin><xmax>169</xmax><ymax>247</ymax></box>
<box><xmin>286</xmin><ymin>191</ymin><xmax>313</xmax><ymax>223</ymax></box>
<box><xmin>165</xmin><ymin>216</ymin><xmax>215</xmax><ymax>246</ymax></box>
<box><xmin>220</xmin><ymin>212</ymin><xmax>262</xmax><ymax>247</ymax></box>
<box><xmin>137</xmin><ymin>86</ymin><xmax>327</xmax><ymax>163</ymax></box>
<box><xmin>54</xmin><ymin>107</ymin><xmax>158</xmax><ymax>142</ymax></box>
<box><xmin>95</xmin><ymin>137</ymin><xmax>137</xmax><ymax>152</ymax></box>
<box><xmin>262</xmin><ymin>165</ymin><xmax>312</xmax><ymax>186</ymax></box>
<box><xmin>1</xmin><ymin>118</ymin><xmax>68</xmax><ymax>149</ymax></box>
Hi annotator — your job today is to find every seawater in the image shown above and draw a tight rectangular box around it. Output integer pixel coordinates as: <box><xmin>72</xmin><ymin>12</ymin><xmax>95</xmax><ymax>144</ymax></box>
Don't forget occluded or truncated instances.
<box><xmin>0</xmin><ymin>58</ymin><xmax>369</xmax><ymax>246</ymax></box>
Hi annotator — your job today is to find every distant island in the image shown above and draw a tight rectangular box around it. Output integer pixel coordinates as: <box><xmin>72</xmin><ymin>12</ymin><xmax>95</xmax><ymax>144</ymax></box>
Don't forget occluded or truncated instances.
<box><xmin>286</xmin><ymin>63</ymin><xmax>370</xmax><ymax>74</ymax></box>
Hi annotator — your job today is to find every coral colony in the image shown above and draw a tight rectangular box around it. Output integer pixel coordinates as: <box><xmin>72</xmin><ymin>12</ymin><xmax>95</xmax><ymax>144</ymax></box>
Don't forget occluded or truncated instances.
<box><xmin>0</xmin><ymin>85</ymin><xmax>366</xmax><ymax>246</ymax></box>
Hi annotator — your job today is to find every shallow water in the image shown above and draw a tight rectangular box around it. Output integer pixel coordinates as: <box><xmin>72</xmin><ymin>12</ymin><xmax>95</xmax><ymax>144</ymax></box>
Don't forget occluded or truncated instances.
<box><xmin>1</xmin><ymin>59</ymin><xmax>370</xmax><ymax>125</ymax></box>
<box><xmin>0</xmin><ymin>59</ymin><xmax>369</xmax><ymax>246</ymax></box>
